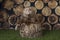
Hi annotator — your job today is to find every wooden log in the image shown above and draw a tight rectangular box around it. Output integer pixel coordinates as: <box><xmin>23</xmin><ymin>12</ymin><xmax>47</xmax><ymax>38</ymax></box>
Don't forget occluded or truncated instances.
<box><xmin>48</xmin><ymin>0</ymin><xmax>58</xmax><ymax>9</ymax></box>
<box><xmin>35</xmin><ymin>1</ymin><xmax>44</xmax><ymax>10</ymax></box>
<box><xmin>24</xmin><ymin>1</ymin><xmax>31</xmax><ymax>8</ymax></box>
<box><xmin>42</xmin><ymin>6</ymin><xmax>52</xmax><ymax>16</ymax></box>
<box><xmin>4</xmin><ymin>0</ymin><xmax>14</xmax><ymax>10</ymax></box>
<box><xmin>55</xmin><ymin>6</ymin><xmax>60</xmax><ymax>16</ymax></box>
<box><xmin>48</xmin><ymin>14</ymin><xmax>58</xmax><ymax>24</ymax></box>
<box><xmin>53</xmin><ymin>23</ymin><xmax>60</xmax><ymax>30</ymax></box>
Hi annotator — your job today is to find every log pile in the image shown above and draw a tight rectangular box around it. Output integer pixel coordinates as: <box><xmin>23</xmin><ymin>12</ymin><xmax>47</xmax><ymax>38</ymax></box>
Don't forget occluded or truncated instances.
<box><xmin>0</xmin><ymin>0</ymin><xmax>60</xmax><ymax>38</ymax></box>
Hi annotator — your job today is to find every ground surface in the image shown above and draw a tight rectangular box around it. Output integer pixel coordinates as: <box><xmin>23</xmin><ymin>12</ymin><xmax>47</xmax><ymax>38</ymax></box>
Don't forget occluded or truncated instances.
<box><xmin>0</xmin><ymin>29</ymin><xmax>60</xmax><ymax>40</ymax></box>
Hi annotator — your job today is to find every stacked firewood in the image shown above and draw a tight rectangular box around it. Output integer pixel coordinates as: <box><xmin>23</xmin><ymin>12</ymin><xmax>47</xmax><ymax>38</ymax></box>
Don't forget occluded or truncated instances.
<box><xmin>0</xmin><ymin>0</ymin><xmax>60</xmax><ymax>38</ymax></box>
